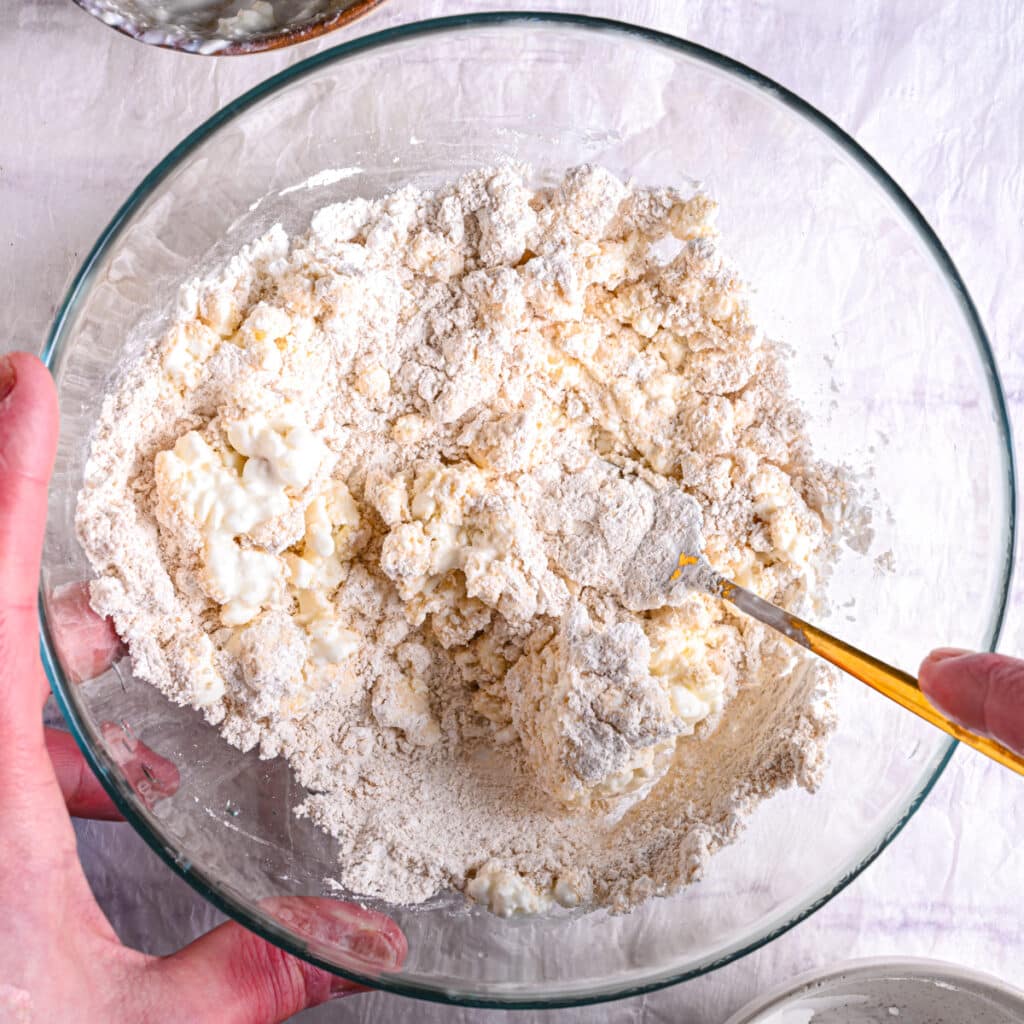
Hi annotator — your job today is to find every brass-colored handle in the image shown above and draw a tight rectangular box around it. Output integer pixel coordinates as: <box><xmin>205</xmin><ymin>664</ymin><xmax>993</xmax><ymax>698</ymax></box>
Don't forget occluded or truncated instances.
<box><xmin>718</xmin><ymin>578</ymin><xmax>1024</xmax><ymax>777</ymax></box>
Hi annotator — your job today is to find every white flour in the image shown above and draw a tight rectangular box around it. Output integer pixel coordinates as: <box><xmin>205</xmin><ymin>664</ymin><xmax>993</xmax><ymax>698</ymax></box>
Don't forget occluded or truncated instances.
<box><xmin>77</xmin><ymin>165</ymin><xmax>853</xmax><ymax>915</ymax></box>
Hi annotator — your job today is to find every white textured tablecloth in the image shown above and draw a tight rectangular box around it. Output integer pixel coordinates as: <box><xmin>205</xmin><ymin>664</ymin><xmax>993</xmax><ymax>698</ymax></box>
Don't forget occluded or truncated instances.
<box><xmin>3</xmin><ymin>1</ymin><xmax>1023</xmax><ymax>1020</ymax></box>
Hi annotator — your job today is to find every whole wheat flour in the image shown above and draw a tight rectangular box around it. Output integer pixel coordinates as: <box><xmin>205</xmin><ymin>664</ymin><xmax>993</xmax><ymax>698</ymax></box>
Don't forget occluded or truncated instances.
<box><xmin>77</xmin><ymin>164</ymin><xmax>853</xmax><ymax>915</ymax></box>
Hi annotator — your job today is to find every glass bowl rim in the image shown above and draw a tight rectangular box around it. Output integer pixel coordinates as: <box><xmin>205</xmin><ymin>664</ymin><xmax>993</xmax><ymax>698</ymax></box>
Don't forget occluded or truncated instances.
<box><xmin>38</xmin><ymin>11</ymin><xmax>1017</xmax><ymax>1010</ymax></box>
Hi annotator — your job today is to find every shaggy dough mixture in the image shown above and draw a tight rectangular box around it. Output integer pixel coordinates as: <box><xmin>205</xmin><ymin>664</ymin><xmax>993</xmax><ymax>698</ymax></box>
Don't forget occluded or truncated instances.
<box><xmin>77</xmin><ymin>164</ymin><xmax>850</xmax><ymax>915</ymax></box>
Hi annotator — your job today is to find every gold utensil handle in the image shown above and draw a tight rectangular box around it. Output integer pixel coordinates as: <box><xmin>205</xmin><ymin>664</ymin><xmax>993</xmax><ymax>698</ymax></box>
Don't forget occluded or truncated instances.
<box><xmin>720</xmin><ymin>580</ymin><xmax>1024</xmax><ymax>777</ymax></box>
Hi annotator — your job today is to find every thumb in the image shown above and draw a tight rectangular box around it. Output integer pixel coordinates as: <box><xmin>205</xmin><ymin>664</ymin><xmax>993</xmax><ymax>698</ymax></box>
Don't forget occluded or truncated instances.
<box><xmin>153</xmin><ymin>898</ymin><xmax>406</xmax><ymax>1024</ymax></box>
<box><xmin>919</xmin><ymin>649</ymin><xmax>1024</xmax><ymax>756</ymax></box>
<box><xmin>0</xmin><ymin>352</ymin><xmax>59</xmax><ymax>733</ymax></box>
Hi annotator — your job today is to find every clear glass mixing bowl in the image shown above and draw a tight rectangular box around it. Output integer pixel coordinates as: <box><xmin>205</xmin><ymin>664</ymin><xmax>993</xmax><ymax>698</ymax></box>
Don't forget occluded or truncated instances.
<box><xmin>39</xmin><ymin>13</ymin><xmax>1015</xmax><ymax>1009</ymax></box>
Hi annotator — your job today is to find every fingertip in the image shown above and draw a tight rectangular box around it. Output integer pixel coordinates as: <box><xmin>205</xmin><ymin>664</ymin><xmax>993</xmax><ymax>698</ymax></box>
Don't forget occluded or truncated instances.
<box><xmin>100</xmin><ymin>720</ymin><xmax>180</xmax><ymax>808</ymax></box>
<box><xmin>920</xmin><ymin>647</ymin><xmax>972</xmax><ymax>666</ymax></box>
<box><xmin>918</xmin><ymin>647</ymin><xmax>972</xmax><ymax>702</ymax></box>
<box><xmin>261</xmin><ymin>896</ymin><xmax>407</xmax><ymax>973</ymax></box>
<box><xmin>918</xmin><ymin>649</ymin><xmax>987</xmax><ymax>731</ymax></box>
<box><xmin>48</xmin><ymin>581</ymin><xmax>126</xmax><ymax>683</ymax></box>
<box><xmin>0</xmin><ymin>352</ymin><xmax>60</xmax><ymax>614</ymax></box>
<box><xmin>0</xmin><ymin>352</ymin><xmax>59</xmax><ymax>473</ymax></box>
<box><xmin>919</xmin><ymin>651</ymin><xmax>1024</xmax><ymax>755</ymax></box>
<box><xmin>45</xmin><ymin>727</ymin><xmax>123</xmax><ymax>821</ymax></box>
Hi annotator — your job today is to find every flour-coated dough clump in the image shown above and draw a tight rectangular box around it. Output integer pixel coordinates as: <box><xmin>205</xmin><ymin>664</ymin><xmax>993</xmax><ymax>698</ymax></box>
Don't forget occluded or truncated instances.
<box><xmin>77</xmin><ymin>164</ymin><xmax>852</xmax><ymax>916</ymax></box>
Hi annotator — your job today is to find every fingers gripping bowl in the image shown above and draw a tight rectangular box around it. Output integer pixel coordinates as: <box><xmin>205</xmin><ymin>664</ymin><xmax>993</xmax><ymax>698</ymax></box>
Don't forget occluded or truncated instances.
<box><xmin>40</xmin><ymin>14</ymin><xmax>1014</xmax><ymax>1008</ymax></box>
